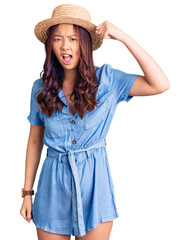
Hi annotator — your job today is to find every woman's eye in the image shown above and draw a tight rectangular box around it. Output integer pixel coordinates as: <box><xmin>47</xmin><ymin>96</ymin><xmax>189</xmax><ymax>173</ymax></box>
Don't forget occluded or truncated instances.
<box><xmin>71</xmin><ymin>38</ymin><xmax>76</xmax><ymax>42</ymax></box>
<box><xmin>54</xmin><ymin>38</ymin><xmax>61</xmax><ymax>42</ymax></box>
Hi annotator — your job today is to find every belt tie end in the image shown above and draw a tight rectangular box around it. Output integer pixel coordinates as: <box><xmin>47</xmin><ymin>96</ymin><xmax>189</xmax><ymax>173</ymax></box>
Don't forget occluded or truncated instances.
<box><xmin>86</xmin><ymin>149</ymin><xmax>91</xmax><ymax>158</ymax></box>
<box><xmin>58</xmin><ymin>153</ymin><xmax>63</xmax><ymax>163</ymax></box>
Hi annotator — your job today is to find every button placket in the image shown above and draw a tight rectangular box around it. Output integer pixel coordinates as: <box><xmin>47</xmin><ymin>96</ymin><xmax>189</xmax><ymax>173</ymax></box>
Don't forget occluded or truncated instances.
<box><xmin>71</xmin><ymin>118</ymin><xmax>78</xmax><ymax>151</ymax></box>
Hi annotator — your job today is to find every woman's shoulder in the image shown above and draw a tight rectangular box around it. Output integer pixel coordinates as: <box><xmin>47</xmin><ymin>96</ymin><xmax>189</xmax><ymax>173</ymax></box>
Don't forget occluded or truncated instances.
<box><xmin>94</xmin><ymin>63</ymin><xmax>113</xmax><ymax>73</ymax></box>
<box><xmin>95</xmin><ymin>63</ymin><xmax>114</xmax><ymax>86</ymax></box>
<box><xmin>32</xmin><ymin>78</ymin><xmax>43</xmax><ymax>92</ymax></box>
<box><xmin>33</xmin><ymin>78</ymin><xmax>43</xmax><ymax>87</ymax></box>
<box><xmin>94</xmin><ymin>64</ymin><xmax>114</xmax><ymax>93</ymax></box>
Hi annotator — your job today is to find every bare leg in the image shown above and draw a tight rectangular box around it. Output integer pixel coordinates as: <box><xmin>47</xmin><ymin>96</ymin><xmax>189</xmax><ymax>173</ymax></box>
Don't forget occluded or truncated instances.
<box><xmin>36</xmin><ymin>227</ymin><xmax>71</xmax><ymax>240</ymax></box>
<box><xmin>75</xmin><ymin>221</ymin><xmax>113</xmax><ymax>240</ymax></box>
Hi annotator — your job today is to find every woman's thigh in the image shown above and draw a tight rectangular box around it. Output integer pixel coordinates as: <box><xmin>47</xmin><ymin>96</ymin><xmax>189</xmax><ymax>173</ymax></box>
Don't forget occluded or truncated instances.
<box><xmin>36</xmin><ymin>227</ymin><xmax>71</xmax><ymax>240</ymax></box>
<box><xmin>75</xmin><ymin>221</ymin><xmax>113</xmax><ymax>240</ymax></box>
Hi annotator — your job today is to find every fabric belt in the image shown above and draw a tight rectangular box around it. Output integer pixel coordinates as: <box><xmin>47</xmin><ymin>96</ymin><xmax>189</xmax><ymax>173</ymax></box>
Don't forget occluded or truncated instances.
<box><xmin>46</xmin><ymin>138</ymin><xmax>107</xmax><ymax>237</ymax></box>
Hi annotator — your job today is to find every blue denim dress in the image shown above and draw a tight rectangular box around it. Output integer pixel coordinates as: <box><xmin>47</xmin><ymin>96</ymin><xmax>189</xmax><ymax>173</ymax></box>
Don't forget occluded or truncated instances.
<box><xmin>27</xmin><ymin>63</ymin><xmax>140</xmax><ymax>237</ymax></box>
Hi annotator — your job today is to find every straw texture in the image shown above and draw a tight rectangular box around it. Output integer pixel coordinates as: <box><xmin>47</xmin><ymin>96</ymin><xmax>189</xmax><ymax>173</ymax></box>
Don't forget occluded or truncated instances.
<box><xmin>34</xmin><ymin>4</ymin><xmax>103</xmax><ymax>51</ymax></box>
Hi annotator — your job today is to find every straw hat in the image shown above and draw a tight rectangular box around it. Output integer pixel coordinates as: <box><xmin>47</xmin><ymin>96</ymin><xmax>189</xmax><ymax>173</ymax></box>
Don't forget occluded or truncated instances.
<box><xmin>34</xmin><ymin>4</ymin><xmax>103</xmax><ymax>51</ymax></box>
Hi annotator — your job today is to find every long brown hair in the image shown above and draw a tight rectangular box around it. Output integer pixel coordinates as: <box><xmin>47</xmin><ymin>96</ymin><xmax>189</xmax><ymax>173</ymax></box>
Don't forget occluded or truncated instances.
<box><xmin>35</xmin><ymin>24</ymin><xmax>99</xmax><ymax>119</ymax></box>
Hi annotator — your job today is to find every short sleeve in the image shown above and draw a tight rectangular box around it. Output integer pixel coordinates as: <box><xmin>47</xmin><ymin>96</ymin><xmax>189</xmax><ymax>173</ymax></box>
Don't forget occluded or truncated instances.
<box><xmin>27</xmin><ymin>79</ymin><xmax>44</xmax><ymax>126</ymax></box>
<box><xmin>105</xmin><ymin>64</ymin><xmax>140</xmax><ymax>104</ymax></box>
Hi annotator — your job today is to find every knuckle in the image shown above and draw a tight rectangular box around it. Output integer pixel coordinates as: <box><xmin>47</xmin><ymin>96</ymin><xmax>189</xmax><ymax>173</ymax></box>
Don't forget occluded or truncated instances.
<box><xmin>20</xmin><ymin>209</ymin><xmax>24</xmax><ymax>215</ymax></box>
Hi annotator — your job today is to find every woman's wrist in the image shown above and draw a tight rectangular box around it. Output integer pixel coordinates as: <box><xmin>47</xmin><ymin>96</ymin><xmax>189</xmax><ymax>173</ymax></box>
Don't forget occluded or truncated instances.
<box><xmin>24</xmin><ymin>195</ymin><xmax>32</xmax><ymax>199</ymax></box>
<box><xmin>21</xmin><ymin>188</ymin><xmax>34</xmax><ymax>198</ymax></box>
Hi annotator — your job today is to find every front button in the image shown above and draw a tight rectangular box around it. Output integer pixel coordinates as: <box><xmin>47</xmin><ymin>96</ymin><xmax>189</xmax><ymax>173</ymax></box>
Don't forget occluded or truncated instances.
<box><xmin>97</xmin><ymin>100</ymin><xmax>100</xmax><ymax>104</ymax></box>
<box><xmin>75</xmin><ymin>159</ymin><xmax>77</xmax><ymax>162</ymax></box>
<box><xmin>72</xmin><ymin>140</ymin><xmax>76</xmax><ymax>144</ymax></box>
<box><xmin>72</xmin><ymin>120</ymin><xmax>75</xmax><ymax>124</ymax></box>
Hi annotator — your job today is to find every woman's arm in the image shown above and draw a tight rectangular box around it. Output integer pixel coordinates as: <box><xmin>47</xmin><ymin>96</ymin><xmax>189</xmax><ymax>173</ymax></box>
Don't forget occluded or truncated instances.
<box><xmin>20</xmin><ymin>125</ymin><xmax>44</xmax><ymax>223</ymax></box>
<box><xmin>117</xmin><ymin>32</ymin><xmax>170</xmax><ymax>95</ymax></box>
<box><xmin>24</xmin><ymin>125</ymin><xmax>45</xmax><ymax>190</ymax></box>
<box><xmin>95</xmin><ymin>20</ymin><xmax>170</xmax><ymax>96</ymax></box>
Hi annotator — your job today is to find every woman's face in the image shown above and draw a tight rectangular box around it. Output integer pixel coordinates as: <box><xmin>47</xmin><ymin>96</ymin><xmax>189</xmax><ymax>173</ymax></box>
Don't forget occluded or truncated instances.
<box><xmin>52</xmin><ymin>23</ymin><xmax>80</xmax><ymax>71</ymax></box>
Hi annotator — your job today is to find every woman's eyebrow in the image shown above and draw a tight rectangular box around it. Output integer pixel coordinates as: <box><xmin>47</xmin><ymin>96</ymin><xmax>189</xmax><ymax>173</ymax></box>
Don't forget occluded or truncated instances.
<box><xmin>54</xmin><ymin>34</ymin><xmax>77</xmax><ymax>37</ymax></box>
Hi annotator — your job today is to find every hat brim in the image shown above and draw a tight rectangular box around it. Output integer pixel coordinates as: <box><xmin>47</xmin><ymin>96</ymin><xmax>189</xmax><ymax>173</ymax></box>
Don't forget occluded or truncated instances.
<box><xmin>34</xmin><ymin>17</ymin><xmax>103</xmax><ymax>51</ymax></box>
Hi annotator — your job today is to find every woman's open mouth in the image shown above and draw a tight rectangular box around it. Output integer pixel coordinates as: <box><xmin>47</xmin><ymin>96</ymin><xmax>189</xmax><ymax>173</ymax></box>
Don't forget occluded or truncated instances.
<box><xmin>62</xmin><ymin>54</ymin><xmax>72</xmax><ymax>65</ymax></box>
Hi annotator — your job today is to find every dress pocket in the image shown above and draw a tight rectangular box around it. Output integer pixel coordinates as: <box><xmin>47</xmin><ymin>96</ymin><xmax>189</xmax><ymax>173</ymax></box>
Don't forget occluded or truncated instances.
<box><xmin>84</xmin><ymin>91</ymin><xmax>111</xmax><ymax>129</ymax></box>
<box><xmin>40</xmin><ymin>111</ymin><xmax>65</xmax><ymax>139</ymax></box>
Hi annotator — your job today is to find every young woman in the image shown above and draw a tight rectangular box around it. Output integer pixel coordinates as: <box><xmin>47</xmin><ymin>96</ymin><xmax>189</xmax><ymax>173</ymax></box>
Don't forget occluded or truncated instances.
<box><xmin>20</xmin><ymin>3</ymin><xmax>170</xmax><ymax>240</ymax></box>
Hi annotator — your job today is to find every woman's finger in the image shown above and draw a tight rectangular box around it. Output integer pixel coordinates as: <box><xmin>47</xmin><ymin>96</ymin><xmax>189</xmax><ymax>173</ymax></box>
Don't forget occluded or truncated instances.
<box><xmin>20</xmin><ymin>208</ymin><xmax>27</xmax><ymax>221</ymax></box>
<box><xmin>96</xmin><ymin>22</ymin><xmax>104</xmax><ymax>30</ymax></box>
<box><xmin>26</xmin><ymin>208</ymin><xmax>32</xmax><ymax>222</ymax></box>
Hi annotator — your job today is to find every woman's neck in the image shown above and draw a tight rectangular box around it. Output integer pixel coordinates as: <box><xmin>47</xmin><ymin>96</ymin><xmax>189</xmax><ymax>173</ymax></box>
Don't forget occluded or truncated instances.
<box><xmin>63</xmin><ymin>68</ymin><xmax>77</xmax><ymax>85</ymax></box>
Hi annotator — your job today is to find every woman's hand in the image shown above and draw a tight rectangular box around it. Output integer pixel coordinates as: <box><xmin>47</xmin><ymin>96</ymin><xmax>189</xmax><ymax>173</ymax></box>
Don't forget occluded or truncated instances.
<box><xmin>95</xmin><ymin>20</ymin><xmax>125</xmax><ymax>41</ymax></box>
<box><xmin>20</xmin><ymin>196</ymin><xmax>33</xmax><ymax>223</ymax></box>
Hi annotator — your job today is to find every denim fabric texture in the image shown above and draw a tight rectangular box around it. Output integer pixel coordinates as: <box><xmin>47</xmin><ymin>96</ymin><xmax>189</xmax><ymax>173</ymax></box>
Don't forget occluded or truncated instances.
<box><xmin>27</xmin><ymin>63</ymin><xmax>140</xmax><ymax>237</ymax></box>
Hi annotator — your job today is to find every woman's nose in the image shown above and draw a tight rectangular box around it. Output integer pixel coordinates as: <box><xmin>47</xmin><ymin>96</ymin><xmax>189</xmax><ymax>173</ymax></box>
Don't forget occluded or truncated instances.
<box><xmin>60</xmin><ymin>39</ymin><xmax>70</xmax><ymax>49</ymax></box>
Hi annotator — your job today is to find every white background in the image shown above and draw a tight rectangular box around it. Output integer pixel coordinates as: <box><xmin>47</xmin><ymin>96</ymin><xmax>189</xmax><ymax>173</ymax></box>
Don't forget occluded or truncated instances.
<box><xmin>1</xmin><ymin>0</ymin><xmax>190</xmax><ymax>239</ymax></box>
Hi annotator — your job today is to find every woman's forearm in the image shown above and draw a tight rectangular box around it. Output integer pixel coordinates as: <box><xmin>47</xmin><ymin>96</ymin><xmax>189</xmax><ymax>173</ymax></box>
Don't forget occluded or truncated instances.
<box><xmin>95</xmin><ymin>21</ymin><xmax>170</xmax><ymax>90</ymax></box>
<box><xmin>118</xmin><ymin>32</ymin><xmax>170</xmax><ymax>90</ymax></box>
<box><xmin>24</xmin><ymin>139</ymin><xmax>44</xmax><ymax>190</ymax></box>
